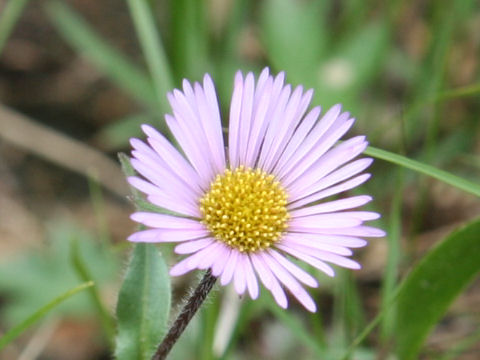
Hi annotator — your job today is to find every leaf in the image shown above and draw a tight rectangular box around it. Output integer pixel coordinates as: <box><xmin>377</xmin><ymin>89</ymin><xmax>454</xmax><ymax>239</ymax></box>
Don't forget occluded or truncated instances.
<box><xmin>70</xmin><ymin>238</ymin><xmax>115</xmax><ymax>347</ymax></box>
<box><xmin>261</xmin><ymin>0</ymin><xmax>329</xmax><ymax>86</ymax></box>
<box><xmin>395</xmin><ymin>218</ymin><xmax>480</xmax><ymax>359</ymax></box>
<box><xmin>170</xmin><ymin>0</ymin><xmax>209</xmax><ymax>80</ymax></box>
<box><xmin>364</xmin><ymin>146</ymin><xmax>480</xmax><ymax>197</ymax></box>
<box><xmin>0</xmin><ymin>281</ymin><xmax>93</xmax><ymax>350</ymax></box>
<box><xmin>313</xmin><ymin>22</ymin><xmax>389</xmax><ymax>110</ymax></box>
<box><xmin>126</xmin><ymin>0</ymin><xmax>174</xmax><ymax>123</ymax></box>
<box><xmin>44</xmin><ymin>1</ymin><xmax>156</xmax><ymax>107</ymax></box>
<box><xmin>0</xmin><ymin>224</ymin><xmax>118</xmax><ymax>325</ymax></box>
<box><xmin>115</xmin><ymin>243</ymin><xmax>171</xmax><ymax>360</ymax></box>
<box><xmin>0</xmin><ymin>0</ymin><xmax>31</xmax><ymax>53</ymax></box>
<box><xmin>334</xmin><ymin>22</ymin><xmax>389</xmax><ymax>90</ymax></box>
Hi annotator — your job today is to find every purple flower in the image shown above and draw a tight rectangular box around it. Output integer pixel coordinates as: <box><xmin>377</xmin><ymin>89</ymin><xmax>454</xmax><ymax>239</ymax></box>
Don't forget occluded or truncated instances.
<box><xmin>127</xmin><ymin>68</ymin><xmax>384</xmax><ymax>312</ymax></box>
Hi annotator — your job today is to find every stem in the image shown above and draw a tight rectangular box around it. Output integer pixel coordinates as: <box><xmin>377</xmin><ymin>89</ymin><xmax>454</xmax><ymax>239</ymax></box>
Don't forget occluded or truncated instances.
<box><xmin>152</xmin><ymin>270</ymin><xmax>217</xmax><ymax>360</ymax></box>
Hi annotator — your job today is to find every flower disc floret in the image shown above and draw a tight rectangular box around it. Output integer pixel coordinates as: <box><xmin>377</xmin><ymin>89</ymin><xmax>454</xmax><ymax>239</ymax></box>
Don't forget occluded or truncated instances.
<box><xmin>200</xmin><ymin>166</ymin><xmax>289</xmax><ymax>253</ymax></box>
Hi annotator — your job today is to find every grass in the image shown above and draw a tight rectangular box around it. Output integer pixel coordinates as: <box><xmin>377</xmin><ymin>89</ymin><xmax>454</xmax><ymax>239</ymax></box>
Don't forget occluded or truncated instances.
<box><xmin>0</xmin><ymin>0</ymin><xmax>479</xmax><ymax>359</ymax></box>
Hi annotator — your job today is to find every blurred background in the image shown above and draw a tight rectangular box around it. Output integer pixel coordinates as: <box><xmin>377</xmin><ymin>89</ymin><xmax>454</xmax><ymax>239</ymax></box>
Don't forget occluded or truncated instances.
<box><xmin>0</xmin><ymin>0</ymin><xmax>479</xmax><ymax>359</ymax></box>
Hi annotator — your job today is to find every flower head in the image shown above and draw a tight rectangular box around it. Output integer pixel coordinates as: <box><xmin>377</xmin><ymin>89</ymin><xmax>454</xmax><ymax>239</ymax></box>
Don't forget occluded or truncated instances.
<box><xmin>127</xmin><ymin>68</ymin><xmax>385</xmax><ymax>312</ymax></box>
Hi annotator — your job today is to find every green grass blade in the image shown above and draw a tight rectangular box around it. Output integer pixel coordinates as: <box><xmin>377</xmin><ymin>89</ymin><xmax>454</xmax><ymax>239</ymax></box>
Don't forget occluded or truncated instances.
<box><xmin>380</xmin><ymin>168</ymin><xmax>404</xmax><ymax>338</ymax></box>
<box><xmin>260</xmin><ymin>0</ymin><xmax>328</xmax><ymax>87</ymax></box>
<box><xmin>0</xmin><ymin>0</ymin><xmax>30</xmax><ymax>53</ymax></box>
<box><xmin>170</xmin><ymin>0</ymin><xmax>209</xmax><ymax>80</ymax></box>
<box><xmin>199</xmin><ymin>295</ymin><xmax>218</xmax><ymax>360</ymax></box>
<box><xmin>340</xmin><ymin>308</ymin><xmax>386</xmax><ymax>360</ymax></box>
<box><xmin>126</xmin><ymin>0</ymin><xmax>174</xmax><ymax>119</ymax></box>
<box><xmin>0</xmin><ymin>281</ymin><xmax>94</xmax><ymax>350</ymax></box>
<box><xmin>435</xmin><ymin>82</ymin><xmax>480</xmax><ymax>101</ymax></box>
<box><xmin>365</xmin><ymin>146</ymin><xmax>480</xmax><ymax>197</ymax></box>
<box><xmin>45</xmin><ymin>1</ymin><xmax>156</xmax><ymax>107</ymax></box>
<box><xmin>395</xmin><ymin>218</ymin><xmax>480</xmax><ymax>359</ymax></box>
<box><xmin>438</xmin><ymin>327</ymin><xmax>480</xmax><ymax>360</ymax></box>
<box><xmin>70</xmin><ymin>238</ymin><xmax>115</xmax><ymax>347</ymax></box>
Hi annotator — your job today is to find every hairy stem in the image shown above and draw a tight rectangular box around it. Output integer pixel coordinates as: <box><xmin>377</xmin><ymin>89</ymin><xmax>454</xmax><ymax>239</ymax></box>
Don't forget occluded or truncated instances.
<box><xmin>152</xmin><ymin>270</ymin><xmax>217</xmax><ymax>360</ymax></box>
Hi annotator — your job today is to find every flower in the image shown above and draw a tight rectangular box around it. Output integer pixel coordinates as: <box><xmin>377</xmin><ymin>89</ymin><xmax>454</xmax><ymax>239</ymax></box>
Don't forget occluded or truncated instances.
<box><xmin>127</xmin><ymin>68</ymin><xmax>384</xmax><ymax>312</ymax></box>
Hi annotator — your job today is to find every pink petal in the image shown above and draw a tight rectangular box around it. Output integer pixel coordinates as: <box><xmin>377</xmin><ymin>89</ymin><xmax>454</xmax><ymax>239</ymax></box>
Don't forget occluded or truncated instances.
<box><xmin>266</xmin><ymin>88</ymin><xmax>314</xmax><ymax>173</ymax></box>
<box><xmin>141</xmin><ymin>125</ymin><xmax>203</xmax><ymax>193</ymax></box>
<box><xmin>288</xmin><ymin>214</ymin><xmax>363</xmax><ymax>230</ymax></box>
<box><xmin>130</xmin><ymin>212</ymin><xmax>204</xmax><ymax>229</ymax></box>
<box><xmin>285</xmin><ymin>135</ymin><xmax>367</xmax><ymax>192</ymax></box>
<box><xmin>127</xmin><ymin>176</ymin><xmax>163</xmax><ymax>196</ymax></box>
<box><xmin>244</xmin><ymin>75</ymin><xmax>274</xmax><ymax>166</ymax></box>
<box><xmin>128</xmin><ymin>228</ymin><xmax>209</xmax><ymax>243</ymax></box>
<box><xmin>282</xmin><ymin>236</ymin><xmax>353</xmax><ymax>256</ymax></box>
<box><xmin>290</xmin><ymin>195</ymin><xmax>373</xmax><ymax>217</ymax></box>
<box><xmin>260</xmin><ymin>252</ymin><xmax>316</xmax><ymax>312</ymax></box>
<box><xmin>308</xmin><ymin>251</ymin><xmax>361</xmax><ymax>270</ymax></box>
<box><xmin>202</xmin><ymin>74</ymin><xmax>226</xmax><ymax>166</ymax></box>
<box><xmin>276</xmin><ymin>107</ymin><xmax>350</xmax><ymax>180</ymax></box>
<box><xmin>272</xmin><ymin>106</ymin><xmax>321</xmax><ymax>176</ymax></box>
<box><xmin>165</xmin><ymin>114</ymin><xmax>213</xmax><ymax>187</ymax></box>
<box><xmin>284</xmin><ymin>232</ymin><xmax>368</xmax><ymax>248</ymax></box>
<box><xmin>277</xmin><ymin>243</ymin><xmax>335</xmax><ymax>277</ymax></box>
<box><xmin>193</xmin><ymin>81</ymin><xmax>226</xmax><ymax>174</ymax></box>
<box><xmin>268</xmin><ymin>249</ymin><xmax>318</xmax><ymax>288</ymax></box>
<box><xmin>197</xmin><ymin>242</ymin><xmax>225</xmax><ymax>269</ymax></box>
<box><xmin>169</xmin><ymin>243</ymin><xmax>220</xmax><ymax>276</ymax></box>
<box><xmin>245</xmin><ymin>72</ymin><xmax>286</xmax><ymax>167</ymax></box>
<box><xmin>244</xmin><ymin>255</ymin><xmax>259</xmax><ymax>299</ymax></box>
<box><xmin>233</xmin><ymin>254</ymin><xmax>247</xmax><ymax>295</ymax></box>
<box><xmin>169</xmin><ymin>257</ymin><xmax>195</xmax><ymax>276</ymax></box>
<box><xmin>220</xmin><ymin>250</ymin><xmax>239</xmax><ymax>286</ymax></box>
<box><xmin>171</xmin><ymin>86</ymin><xmax>216</xmax><ymax>173</ymax></box>
<box><xmin>237</xmin><ymin>73</ymin><xmax>255</xmax><ymax>166</ymax></box>
<box><xmin>228</xmin><ymin>71</ymin><xmax>244</xmax><ymax>168</ymax></box>
<box><xmin>170</xmin><ymin>243</ymin><xmax>222</xmax><ymax>276</ymax></box>
<box><xmin>211</xmin><ymin>245</ymin><xmax>232</xmax><ymax>277</ymax></box>
<box><xmin>174</xmin><ymin>238</ymin><xmax>215</xmax><ymax>254</ymax></box>
<box><xmin>289</xmin><ymin>172</ymin><xmax>372</xmax><ymax>209</ymax></box>
<box><xmin>260</xmin><ymin>85</ymin><xmax>305</xmax><ymax>172</ymax></box>
<box><xmin>130</xmin><ymin>157</ymin><xmax>198</xmax><ymax>205</ymax></box>
<box><xmin>307</xmin><ymin>225</ymin><xmax>386</xmax><ymax>237</ymax></box>
<box><xmin>250</xmin><ymin>253</ymin><xmax>273</xmax><ymax>289</ymax></box>
<box><xmin>147</xmin><ymin>194</ymin><xmax>200</xmax><ymax>218</ymax></box>
<box><xmin>257</xmin><ymin>85</ymin><xmax>291</xmax><ymax>169</ymax></box>
<box><xmin>251</xmin><ymin>253</ymin><xmax>288</xmax><ymax>309</ymax></box>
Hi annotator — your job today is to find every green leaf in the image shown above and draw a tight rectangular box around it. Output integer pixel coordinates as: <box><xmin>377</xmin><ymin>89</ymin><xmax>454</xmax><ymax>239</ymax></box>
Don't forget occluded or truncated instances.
<box><xmin>0</xmin><ymin>281</ymin><xmax>93</xmax><ymax>350</ymax></box>
<box><xmin>380</xmin><ymin>168</ymin><xmax>404</xmax><ymax>338</ymax></box>
<box><xmin>261</xmin><ymin>0</ymin><xmax>328</xmax><ymax>86</ymax></box>
<box><xmin>126</xmin><ymin>0</ymin><xmax>174</xmax><ymax>122</ymax></box>
<box><xmin>395</xmin><ymin>218</ymin><xmax>480</xmax><ymax>359</ymax></box>
<box><xmin>44</xmin><ymin>1</ymin><xmax>156</xmax><ymax>107</ymax></box>
<box><xmin>0</xmin><ymin>0</ymin><xmax>31</xmax><ymax>53</ymax></box>
<box><xmin>0</xmin><ymin>224</ymin><xmax>118</xmax><ymax>325</ymax></box>
<box><xmin>365</xmin><ymin>146</ymin><xmax>480</xmax><ymax>197</ymax></box>
<box><xmin>115</xmin><ymin>243</ymin><xmax>171</xmax><ymax>360</ymax></box>
<box><xmin>170</xmin><ymin>0</ymin><xmax>209</xmax><ymax>81</ymax></box>
<box><xmin>314</xmin><ymin>21</ymin><xmax>389</xmax><ymax>111</ymax></box>
<box><xmin>331</xmin><ymin>22</ymin><xmax>389</xmax><ymax>91</ymax></box>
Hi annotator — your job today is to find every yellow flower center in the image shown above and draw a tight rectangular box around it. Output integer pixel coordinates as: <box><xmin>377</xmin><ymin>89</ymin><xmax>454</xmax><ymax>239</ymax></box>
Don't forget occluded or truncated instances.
<box><xmin>200</xmin><ymin>166</ymin><xmax>289</xmax><ymax>253</ymax></box>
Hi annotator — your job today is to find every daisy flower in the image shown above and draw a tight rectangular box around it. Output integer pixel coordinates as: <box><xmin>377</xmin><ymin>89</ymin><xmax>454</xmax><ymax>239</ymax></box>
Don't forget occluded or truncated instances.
<box><xmin>127</xmin><ymin>68</ymin><xmax>384</xmax><ymax>312</ymax></box>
